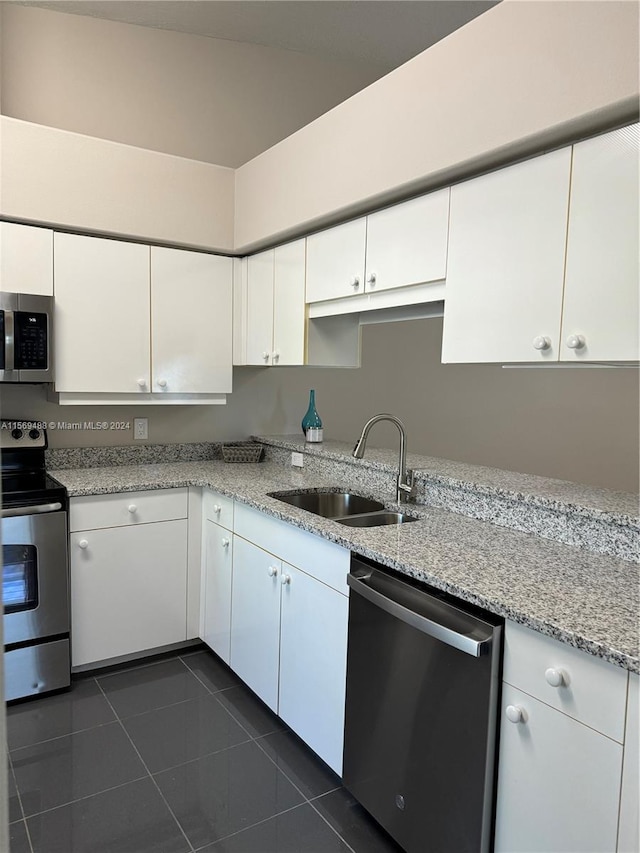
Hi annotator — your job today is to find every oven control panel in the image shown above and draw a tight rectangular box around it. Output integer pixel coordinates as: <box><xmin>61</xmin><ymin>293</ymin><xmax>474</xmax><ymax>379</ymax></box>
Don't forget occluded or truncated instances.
<box><xmin>0</xmin><ymin>421</ymin><xmax>47</xmax><ymax>450</ymax></box>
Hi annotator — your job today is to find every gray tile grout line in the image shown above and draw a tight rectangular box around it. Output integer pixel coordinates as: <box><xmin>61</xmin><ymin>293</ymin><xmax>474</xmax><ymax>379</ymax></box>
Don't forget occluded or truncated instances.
<box><xmin>7</xmin><ymin>750</ymin><xmax>35</xmax><ymax>853</ymax></box>
<box><xmin>94</xmin><ymin>678</ymin><xmax>197</xmax><ymax>853</ymax></box>
<box><xmin>180</xmin><ymin>652</ymin><xmax>358</xmax><ymax>852</ymax></box>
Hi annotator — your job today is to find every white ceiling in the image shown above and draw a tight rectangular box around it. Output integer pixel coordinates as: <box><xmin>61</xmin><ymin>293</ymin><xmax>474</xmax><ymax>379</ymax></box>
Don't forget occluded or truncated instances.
<box><xmin>14</xmin><ymin>0</ymin><xmax>499</xmax><ymax>71</ymax></box>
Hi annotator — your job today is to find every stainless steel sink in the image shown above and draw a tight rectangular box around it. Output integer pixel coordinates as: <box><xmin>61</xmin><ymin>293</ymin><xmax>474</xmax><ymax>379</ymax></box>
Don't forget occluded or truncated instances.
<box><xmin>268</xmin><ymin>490</ymin><xmax>419</xmax><ymax>527</ymax></box>
<box><xmin>337</xmin><ymin>511</ymin><xmax>419</xmax><ymax>527</ymax></box>
<box><xmin>269</xmin><ymin>490</ymin><xmax>384</xmax><ymax>518</ymax></box>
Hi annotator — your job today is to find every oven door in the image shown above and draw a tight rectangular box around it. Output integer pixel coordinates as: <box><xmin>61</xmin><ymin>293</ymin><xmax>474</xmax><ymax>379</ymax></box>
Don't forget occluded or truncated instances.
<box><xmin>2</xmin><ymin>508</ymin><xmax>69</xmax><ymax>645</ymax></box>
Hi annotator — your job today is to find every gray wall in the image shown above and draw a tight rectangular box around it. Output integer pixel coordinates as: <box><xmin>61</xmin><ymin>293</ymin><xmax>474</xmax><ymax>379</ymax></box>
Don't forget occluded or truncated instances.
<box><xmin>2</xmin><ymin>318</ymin><xmax>638</xmax><ymax>493</ymax></box>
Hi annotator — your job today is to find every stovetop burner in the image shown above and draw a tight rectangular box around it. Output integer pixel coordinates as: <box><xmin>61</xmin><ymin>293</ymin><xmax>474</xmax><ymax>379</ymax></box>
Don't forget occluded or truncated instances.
<box><xmin>0</xmin><ymin>419</ymin><xmax>67</xmax><ymax>509</ymax></box>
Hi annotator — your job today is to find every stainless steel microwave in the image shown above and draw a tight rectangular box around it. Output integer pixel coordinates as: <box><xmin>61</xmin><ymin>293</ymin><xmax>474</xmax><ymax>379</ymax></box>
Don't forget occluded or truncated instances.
<box><xmin>0</xmin><ymin>292</ymin><xmax>54</xmax><ymax>383</ymax></box>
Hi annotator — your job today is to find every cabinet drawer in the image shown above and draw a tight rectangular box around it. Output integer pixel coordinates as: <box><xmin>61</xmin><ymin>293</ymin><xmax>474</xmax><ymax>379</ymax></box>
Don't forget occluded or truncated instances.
<box><xmin>70</xmin><ymin>488</ymin><xmax>188</xmax><ymax>531</ymax></box>
<box><xmin>234</xmin><ymin>502</ymin><xmax>349</xmax><ymax>594</ymax></box>
<box><xmin>503</xmin><ymin>620</ymin><xmax>628</xmax><ymax>741</ymax></box>
<box><xmin>202</xmin><ymin>489</ymin><xmax>234</xmax><ymax>530</ymax></box>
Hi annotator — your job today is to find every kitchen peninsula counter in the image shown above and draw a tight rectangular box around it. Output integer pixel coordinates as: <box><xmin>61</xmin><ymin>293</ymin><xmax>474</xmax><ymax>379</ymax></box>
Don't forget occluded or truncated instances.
<box><xmin>51</xmin><ymin>441</ymin><xmax>639</xmax><ymax>674</ymax></box>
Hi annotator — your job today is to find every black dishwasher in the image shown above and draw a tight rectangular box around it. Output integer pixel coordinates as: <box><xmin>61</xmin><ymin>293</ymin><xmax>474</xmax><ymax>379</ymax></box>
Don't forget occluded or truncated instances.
<box><xmin>343</xmin><ymin>556</ymin><xmax>503</xmax><ymax>853</ymax></box>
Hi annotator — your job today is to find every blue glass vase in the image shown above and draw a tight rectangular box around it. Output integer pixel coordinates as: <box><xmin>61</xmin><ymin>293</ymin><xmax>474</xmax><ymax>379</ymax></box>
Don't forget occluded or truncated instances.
<box><xmin>302</xmin><ymin>390</ymin><xmax>323</xmax><ymax>442</ymax></box>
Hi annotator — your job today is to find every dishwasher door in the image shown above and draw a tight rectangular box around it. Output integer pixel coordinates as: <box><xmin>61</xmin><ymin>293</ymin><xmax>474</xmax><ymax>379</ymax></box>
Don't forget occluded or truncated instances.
<box><xmin>343</xmin><ymin>558</ymin><xmax>502</xmax><ymax>853</ymax></box>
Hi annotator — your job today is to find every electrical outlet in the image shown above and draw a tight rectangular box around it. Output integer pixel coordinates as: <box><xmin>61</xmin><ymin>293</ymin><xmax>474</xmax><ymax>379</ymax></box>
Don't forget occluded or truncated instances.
<box><xmin>134</xmin><ymin>418</ymin><xmax>148</xmax><ymax>440</ymax></box>
<box><xmin>291</xmin><ymin>452</ymin><xmax>304</xmax><ymax>468</ymax></box>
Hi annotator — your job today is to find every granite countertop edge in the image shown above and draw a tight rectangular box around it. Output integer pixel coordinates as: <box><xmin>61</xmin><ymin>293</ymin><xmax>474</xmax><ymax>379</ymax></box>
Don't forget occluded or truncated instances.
<box><xmin>51</xmin><ymin>459</ymin><xmax>639</xmax><ymax>675</ymax></box>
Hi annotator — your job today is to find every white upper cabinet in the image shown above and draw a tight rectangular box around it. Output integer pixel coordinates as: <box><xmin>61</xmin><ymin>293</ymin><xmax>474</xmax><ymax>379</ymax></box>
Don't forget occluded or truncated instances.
<box><xmin>54</xmin><ymin>232</ymin><xmax>150</xmax><ymax>393</ymax></box>
<box><xmin>273</xmin><ymin>240</ymin><xmax>306</xmax><ymax>364</ymax></box>
<box><xmin>306</xmin><ymin>190</ymin><xmax>450</xmax><ymax>305</ymax></box>
<box><xmin>442</xmin><ymin>124</ymin><xmax>639</xmax><ymax>364</ymax></box>
<box><xmin>241</xmin><ymin>239</ymin><xmax>305</xmax><ymax>366</ymax></box>
<box><xmin>560</xmin><ymin>124</ymin><xmax>639</xmax><ymax>362</ymax></box>
<box><xmin>0</xmin><ymin>222</ymin><xmax>54</xmax><ymax>296</ymax></box>
<box><xmin>151</xmin><ymin>247</ymin><xmax>232</xmax><ymax>394</ymax></box>
<box><xmin>365</xmin><ymin>190</ymin><xmax>449</xmax><ymax>294</ymax></box>
<box><xmin>54</xmin><ymin>233</ymin><xmax>232</xmax><ymax>402</ymax></box>
<box><xmin>442</xmin><ymin>148</ymin><xmax>572</xmax><ymax>363</ymax></box>
<box><xmin>305</xmin><ymin>217</ymin><xmax>367</xmax><ymax>303</ymax></box>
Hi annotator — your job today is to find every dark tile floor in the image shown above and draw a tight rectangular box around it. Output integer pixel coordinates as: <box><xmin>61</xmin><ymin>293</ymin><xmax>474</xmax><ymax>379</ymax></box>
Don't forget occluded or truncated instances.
<box><xmin>7</xmin><ymin>648</ymin><xmax>403</xmax><ymax>853</ymax></box>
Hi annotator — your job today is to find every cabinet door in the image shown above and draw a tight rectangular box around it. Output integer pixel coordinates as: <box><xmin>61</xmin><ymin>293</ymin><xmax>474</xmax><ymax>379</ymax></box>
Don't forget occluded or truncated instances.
<box><xmin>203</xmin><ymin>520</ymin><xmax>233</xmax><ymax>664</ymax></box>
<box><xmin>230</xmin><ymin>536</ymin><xmax>281</xmax><ymax>712</ymax></box>
<box><xmin>365</xmin><ymin>191</ymin><xmax>449</xmax><ymax>293</ymax></box>
<box><xmin>245</xmin><ymin>249</ymin><xmax>274</xmax><ymax>365</ymax></box>
<box><xmin>54</xmin><ymin>233</ymin><xmax>150</xmax><ymax>393</ymax></box>
<box><xmin>70</xmin><ymin>520</ymin><xmax>188</xmax><ymax>667</ymax></box>
<box><xmin>279</xmin><ymin>563</ymin><xmax>348</xmax><ymax>774</ymax></box>
<box><xmin>273</xmin><ymin>240</ymin><xmax>305</xmax><ymax>365</ymax></box>
<box><xmin>151</xmin><ymin>247</ymin><xmax>232</xmax><ymax>393</ymax></box>
<box><xmin>561</xmin><ymin>124</ymin><xmax>639</xmax><ymax>361</ymax></box>
<box><xmin>0</xmin><ymin>223</ymin><xmax>53</xmax><ymax>295</ymax></box>
<box><xmin>305</xmin><ymin>218</ymin><xmax>366</xmax><ymax>303</ymax></box>
<box><xmin>619</xmin><ymin>673</ymin><xmax>639</xmax><ymax>852</ymax></box>
<box><xmin>494</xmin><ymin>684</ymin><xmax>623</xmax><ymax>853</ymax></box>
<box><xmin>442</xmin><ymin>148</ymin><xmax>571</xmax><ymax>363</ymax></box>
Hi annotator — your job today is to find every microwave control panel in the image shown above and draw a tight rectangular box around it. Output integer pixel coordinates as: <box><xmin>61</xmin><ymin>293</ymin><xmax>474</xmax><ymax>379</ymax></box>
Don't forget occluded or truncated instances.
<box><xmin>13</xmin><ymin>312</ymin><xmax>48</xmax><ymax>370</ymax></box>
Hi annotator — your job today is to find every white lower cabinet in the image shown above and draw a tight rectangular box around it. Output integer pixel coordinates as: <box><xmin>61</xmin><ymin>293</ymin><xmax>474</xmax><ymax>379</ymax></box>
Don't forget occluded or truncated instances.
<box><xmin>69</xmin><ymin>489</ymin><xmax>189</xmax><ymax>667</ymax></box>
<box><xmin>229</xmin><ymin>536</ymin><xmax>282</xmax><ymax>712</ymax></box>
<box><xmin>495</xmin><ymin>621</ymin><xmax>632</xmax><ymax>853</ymax></box>
<box><xmin>495</xmin><ymin>683</ymin><xmax>623</xmax><ymax>853</ymax></box>
<box><xmin>279</xmin><ymin>562</ymin><xmax>348</xmax><ymax>774</ymax></box>
<box><xmin>203</xmin><ymin>500</ymin><xmax>350</xmax><ymax>774</ymax></box>
<box><xmin>70</xmin><ymin>519</ymin><xmax>188</xmax><ymax>667</ymax></box>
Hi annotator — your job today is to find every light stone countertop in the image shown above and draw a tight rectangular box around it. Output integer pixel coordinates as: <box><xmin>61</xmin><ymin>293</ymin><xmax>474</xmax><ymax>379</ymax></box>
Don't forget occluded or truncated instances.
<box><xmin>51</xmin><ymin>457</ymin><xmax>639</xmax><ymax>673</ymax></box>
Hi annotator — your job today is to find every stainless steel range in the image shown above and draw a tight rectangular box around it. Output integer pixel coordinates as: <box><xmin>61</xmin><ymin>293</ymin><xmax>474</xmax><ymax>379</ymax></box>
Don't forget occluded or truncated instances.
<box><xmin>1</xmin><ymin>420</ymin><xmax>70</xmax><ymax>702</ymax></box>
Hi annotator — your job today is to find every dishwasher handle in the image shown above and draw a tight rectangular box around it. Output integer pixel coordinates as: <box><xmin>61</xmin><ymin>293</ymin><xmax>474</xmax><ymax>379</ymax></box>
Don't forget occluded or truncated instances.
<box><xmin>347</xmin><ymin>571</ymin><xmax>492</xmax><ymax>658</ymax></box>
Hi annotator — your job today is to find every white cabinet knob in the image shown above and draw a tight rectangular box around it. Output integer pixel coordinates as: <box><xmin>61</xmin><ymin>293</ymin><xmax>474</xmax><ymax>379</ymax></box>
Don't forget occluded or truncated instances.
<box><xmin>366</xmin><ymin>272</ymin><xmax>377</xmax><ymax>285</ymax></box>
<box><xmin>137</xmin><ymin>378</ymin><xmax>147</xmax><ymax>388</ymax></box>
<box><xmin>78</xmin><ymin>539</ymin><xmax>89</xmax><ymax>550</ymax></box>
<box><xmin>221</xmin><ymin>538</ymin><xmax>230</xmax><ymax>548</ymax></box>
<box><xmin>533</xmin><ymin>336</ymin><xmax>551</xmax><ymax>351</ymax></box>
<box><xmin>272</xmin><ymin>351</ymin><xmax>280</xmax><ymax>363</ymax></box>
<box><xmin>213</xmin><ymin>504</ymin><xmax>221</xmax><ymax>514</ymax></box>
<box><xmin>157</xmin><ymin>379</ymin><xmax>167</xmax><ymax>388</ymax></box>
<box><xmin>545</xmin><ymin>667</ymin><xmax>566</xmax><ymax>687</ymax></box>
<box><xmin>349</xmin><ymin>276</ymin><xmax>360</xmax><ymax>289</ymax></box>
<box><xmin>262</xmin><ymin>352</ymin><xmax>270</xmax><ymax>362</ymax></box>
<box><xmin>128</xmin><ymin>504</ymin><xmax>137</xmax><ymax>514</ymax></box>
<box><xmin>506</xmin><ymin>704</ymin><xmax>525</xmax><ymax>723</ymax></box>
<box><xmin>268</xmin><ymin>565</ymin><xmax>278</xmax><ymax>577</ymax></box>
<box><xmin>566</xmin><ymin>334</ymin><xmax>586</xmax><ymax>350</ymax></box>
<box><xmin>280</xmin><ymin>573</ymin><xmax>291</xmax><ymax>585</ymax></box>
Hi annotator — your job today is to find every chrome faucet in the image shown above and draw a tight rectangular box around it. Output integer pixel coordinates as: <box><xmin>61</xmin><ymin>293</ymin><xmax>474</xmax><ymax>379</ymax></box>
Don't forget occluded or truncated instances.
<box><xmin>353</xmin><ymin>414</ymin><xmax>414</xmax><ymax>504</ymax></box>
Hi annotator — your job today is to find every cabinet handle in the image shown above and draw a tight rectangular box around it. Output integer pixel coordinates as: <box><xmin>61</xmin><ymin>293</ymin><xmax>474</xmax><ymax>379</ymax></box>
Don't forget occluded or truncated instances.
<box><xmin>213</xmin><ymin>504</ymin><xmax>221</xmax><ymax>514</ymax></box>
<box><xmin>157</xmin><ymin>379</ymin><xmax>168</xmax><ymax>388</ymax></box>
<box><xmin>566</xmin><ymin>334</ymin><xmax>586</xmax><ymax>350</ymax></box>
<box><xmin>532</xmin><ymin>336</ymin><xmax>551</xmax><ymax>351</ymax></box>
<box><xmin>544</xmin><ymin>667</ymin><xmax>567</xmax><ymax>687</ymax></box>
<box><xmin>349</xmin><ymin>276</ymin><xmax>360</xmax><ymax>289</ymax></box>
<box><xmin>366</xmin><ymin>272</ymin><xmax>377</xmax><ymax>286</ymax></box>
<box><xmin>128</xmin><ymin>504</ymin><xmax>137</xmax><ymax>514</ymax></box>
<box><xmin>280</xmin><ymin>573</ymin><xmax>291</xmax><ymax>585</ymax></box>
<box><xmin>221</xmin><ymin>537</ymin><xmax>230</xmax><ymax>548</ymax></box>
<box><xmin>505</xmin><ymin>704</ymin><xmax>526</xmax><ymax>723</ymax></box>
<box><xmin>272</xmin><ymin>351</ymin><xmax>280</xmax><ymax>363</ymax></box>
<box><xmin>268</xmin><ymin>565</ymin><xmax>278</xmax><ymax>577</ymax></box>
<box><xmin>137</xmin><ymin>378</ymin><xmax>147</xmax><ymax>388</ymax></box>
<box><xmin>78</xmin><ymin>539</ymin><xmax>89</xmax><ymax>550</ymax></box>
<box><xmin>262</xmin><ymin>352</ymin><xmax>270</xmax><ymax>362</ymax></box>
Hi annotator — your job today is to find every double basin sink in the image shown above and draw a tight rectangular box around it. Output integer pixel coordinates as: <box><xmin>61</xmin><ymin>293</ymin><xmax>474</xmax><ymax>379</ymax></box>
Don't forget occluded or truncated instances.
<box><xmin>268</xmin><ymin>490</ymin><xmax>419</xmax><ymax>527</ymax></box>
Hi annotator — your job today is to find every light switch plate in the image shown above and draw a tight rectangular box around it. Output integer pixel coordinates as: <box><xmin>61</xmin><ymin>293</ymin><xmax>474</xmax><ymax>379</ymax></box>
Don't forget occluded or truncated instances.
<box><xmin>291</xmin><ymin>452</ymin><xmax>304</xmax><ymax>467</ymax></box>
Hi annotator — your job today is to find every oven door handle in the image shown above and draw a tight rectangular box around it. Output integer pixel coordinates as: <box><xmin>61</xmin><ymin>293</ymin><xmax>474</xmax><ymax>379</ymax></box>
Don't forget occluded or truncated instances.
<box><xmin>1</xmin><ymin>502</ymin><xmax>63</xmax><ymax>518</ymax></box>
